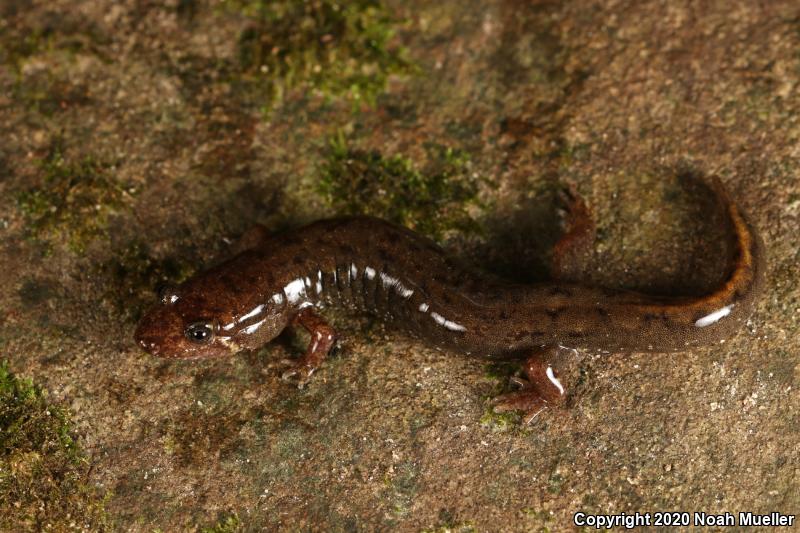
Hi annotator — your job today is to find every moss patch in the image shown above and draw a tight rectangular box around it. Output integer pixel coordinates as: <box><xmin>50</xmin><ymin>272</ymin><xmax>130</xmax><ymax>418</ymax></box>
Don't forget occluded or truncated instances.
<box><xmin>225</xmin><ymin>0</ymin><xmax>412</xmax><ymax>112</ymax></box>
<box><xmin>12</xmin><ymin>71</ymin><xmax>92</xmax><ymax>118</ymax></box>
<box><xmin>0</xmin><ymin>8</ymin><xmax>107</xmax><ymax>69</ymax></box>
<box><xmin>426</xmin><ymin>508</ymin><xmax>475</xmax><ymax>532</ymax></box>
<box><xmin>318</xmin><ymin>135</ymin><xmax>487</xmax><ymax>241</ymax></box>
<box><xmin>479</xmin><ymin>407</ymin><xmax>520</xmax><ymax>433</ymax></box>
<box><xmin>16</xmin><ymin>144</ymin><xmax>130</xmax><ymax>254</ymax></box>
<box><xmin>0</xmin><ymin>362</ymin><xmax>110</xmax><ymax>531</ymax></box>
<box><xmin>199</xmin><ymin>512</ymin><xmax>242</xmax><ymax>533</ymax></box>
<box><xmin>0</xmin><ymin>9</ymin><xmax>105</xmax><ymax>117</ymax></box>
<box><xmin>421</xmin><ymin>521</ymin><xmax>477</xmax><ymax>533</ymax></box>
<box><xmin>382</xmin><ymin>460</ymin><xmax>418</xmax><ymax>519</ymax></box>
<box><xmin>520</xmin><ymin>508</ymin><xmax>555</xmax><ymax>531</ymax></box>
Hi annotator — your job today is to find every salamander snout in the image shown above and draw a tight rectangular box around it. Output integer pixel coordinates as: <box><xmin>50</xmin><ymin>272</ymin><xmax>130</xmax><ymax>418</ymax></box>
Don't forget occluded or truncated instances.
<box><xmin>134</xmin><ymin>308</ymin><xmax>177</xmax><ymax>357</ymax></box>
<box><xmin>135</xmin><ymin>332</ymin><xmax>161</xmax><ymax>355</ymax></box>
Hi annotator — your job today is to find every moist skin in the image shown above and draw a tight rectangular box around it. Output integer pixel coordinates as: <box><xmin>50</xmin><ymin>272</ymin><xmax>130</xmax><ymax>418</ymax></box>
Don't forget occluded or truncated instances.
<box><xmin>134</xmin><ymin>177</ymin><xmax>765</xmax><ymax>422</ymax></box>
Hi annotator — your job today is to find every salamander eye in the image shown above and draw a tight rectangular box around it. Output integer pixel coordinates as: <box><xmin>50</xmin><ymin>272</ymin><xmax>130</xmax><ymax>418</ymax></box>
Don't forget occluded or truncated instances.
<box><xmin>157</xmin><ymin>284</ymin><xmax>180</xmax><ymax>305</ymax></box>
<box><xmin>185</xmin><ymin>321</ymin><xmax>215</xmax><ymax>344</ymax></box>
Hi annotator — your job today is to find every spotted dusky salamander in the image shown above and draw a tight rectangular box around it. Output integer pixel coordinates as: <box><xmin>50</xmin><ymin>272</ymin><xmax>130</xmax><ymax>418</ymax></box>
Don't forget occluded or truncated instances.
<box><xmin>135</xmin><ymin>177</ymin><xmax>764</xmax><ymax>422</ymax></box>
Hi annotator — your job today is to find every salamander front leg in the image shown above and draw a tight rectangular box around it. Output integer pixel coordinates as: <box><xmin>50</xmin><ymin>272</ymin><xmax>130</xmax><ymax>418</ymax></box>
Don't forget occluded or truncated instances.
<box><xmin>231</xmin><ymin>223</ymin><xmax>273</xmax><ymax>254</ymax></box>
<box><xmin>280</xmin><ymin>307</ymin><xmax>337</xmax><ymax>388</ymax></box>
<box><xmin>491</xmin><ymin>345</ymin><xmax>571</xmax><ymax>424</ymax></box>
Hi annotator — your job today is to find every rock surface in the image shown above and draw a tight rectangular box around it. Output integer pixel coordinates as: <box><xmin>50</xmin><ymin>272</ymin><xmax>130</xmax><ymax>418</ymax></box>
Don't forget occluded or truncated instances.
<box><xmin>1</xmin><ymin>0</ymin><xmax>797</xmax><ymax>531</ymax></box>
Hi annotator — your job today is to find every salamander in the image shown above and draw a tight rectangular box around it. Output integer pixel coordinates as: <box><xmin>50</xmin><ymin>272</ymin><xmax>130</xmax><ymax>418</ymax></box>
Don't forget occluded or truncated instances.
<box><xmin>134</xmin><ymin>177</ymin><xmax>764</xmax><ymax>422</ymax></box>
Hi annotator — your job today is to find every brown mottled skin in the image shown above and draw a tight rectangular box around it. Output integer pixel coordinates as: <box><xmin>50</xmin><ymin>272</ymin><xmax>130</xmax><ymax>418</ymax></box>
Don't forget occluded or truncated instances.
<box><xmin>135</xmin><ymin>177</ymin><xmax>765</xmax><ymax>422</ymax></box>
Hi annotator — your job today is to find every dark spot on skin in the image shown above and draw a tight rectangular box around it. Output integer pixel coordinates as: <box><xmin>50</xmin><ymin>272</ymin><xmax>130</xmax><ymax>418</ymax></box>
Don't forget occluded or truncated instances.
<box><xmin>468</xmin><ymin>280</ymin><xmax>486</xmax><ymax>294</ymax></box>
<box><xmin>234</xmin><ymin>284</ymin><xmax>250</xmax><ymax>295</ymax></box>
<box><xmin>281</xmin><ymin>235</ymin><xmax>300</xmax><ymax>246</ymax></box>
<box><xmin>545</xmin><ymin>308</ymin><xmax>561</xmax><ymax>320</ymax></box>
<box><xmin>692</xmin><ymin>312</ymin><xmax>706</xmax><ymax>324</ymax></box>
<box><xmin>514</xmin><ymin>330</ymin><xmax>527</xmax><ymax>340</ymax></box>
<box><xmin>441</xmin><ymin>293</ymin><xmax>453</xmax><ymax>305</ymax></box>
<box><xmin>338</xmin><ymin>243</ymin><xmax>355</xmax><ymax>254</ymax></box>
<box><xmin>596</xmin><ymin>307</ymin><xmax>609</xmax><ymax>318</ymax></box>
<box><xmin>425</xmin><ymin>242</ymin><xmax>440</xmax><ymax>253</ymax></box>
<box><xmin>377</xmin><ymin>248</ymin><xmax>394</xmax><ymax>262</ymax></box>
<box><xmin>219</xmin><ymin>274</ymin><xmax>235</xmax><ymax>286</ymax></box>
<box><xmin>566</xmin><ymin>331</ymin><xmax>585</xmax><ymax>338</ymax></box>
<box><xmin>731</xmin><ymin>245</ymin><xmax>741</xmax><ymax>263</ymax></box>
<box><xmin>219</xmin><ymin>275</ymin><xmax>246</xmax><ymax>295</ymax></box>
<box><xmin>293</xmin><ymin>255</ymin><xmax>304</xmax><ymax>265</ymax></box>
<box><xmin>443</xmin><ymin>257</ymin><xmax>459</xmax><ymax>271</ymax></box>
<box><xmin>549</xmin><ymin>286</ymin><xmax>573</xmax><ymax>297</ymax></box>
<box><xmin>499</xmin><ymin>309</ymin><xmax>509</xmax><ymax>320</ymax></box>
<box><xmin>642</xmin><ymin>313</ymin><xmax>658</xmax><ymax>323</ymax></box>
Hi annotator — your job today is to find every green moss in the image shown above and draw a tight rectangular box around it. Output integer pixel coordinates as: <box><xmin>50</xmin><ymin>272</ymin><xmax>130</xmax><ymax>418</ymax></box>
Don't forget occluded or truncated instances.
<box><xmin>0</xmin><ymin>13</ymin><xmax>105</xmax><ymax>117</ymax></box>
<box><xmin>224</xmin><ymin>0</ymin><xmax>412</xmax><ymax>112</ymax></box>
<box><xmin>0</xmin><ymin>361</ymin><xmax>110</xmax><ymax>531</ymax></box>
<box><xmin>318</xmin><ymin>135</ymin><xmax>487</xmax><ymax>241</ymax></box>
<box><xmin>382</xmin><ymin>460</ymin><xmax>418</xmax><ymax>519</ymax></box>
<box><xmin>13</xmin><ymin>71</ymin><xmax>92</xmax><ymax>117</ymax></box>
<box><xmin>0</xmin><ymin>29</ymin><xmax>48</xmax><ymax>69</ymax></box>
<box><xmin>420</xmin><ymin>522</ymin><xmax>477</xmax><ymax>533</ymax></box>
<box><xmin>16</xmin><ymin>145</ymin><xmax>130</xmax><ymax>254</ymax></box>
<box><xmin>480</xmin><ymin>362</ymin><xmax>528</xmax><ymax>430</ymax></box>
<box><xmin>479</xmin><ymin>407</ymin><xmax>520</xmax><ymax>433</ymax></box>
<box><xmin>521</xmin><ymin>508</ymin><xmax>552</xmax><ymax>520</ymax></box>
<box><xmin>0</xmin><ymin>13</ymin><xmax>107</xmax><ymax>71</ymax></box>
<box><xmin>422</xmin><ymin>509</ymin><xmax>475</xmax><ymax>533</ymax></box>
<box><xmin>200</xmin><ymin>512</ymin><xmax>242</xmax><ymax>533</ymax></box>
<box><xmin>547</xmin><ymin>472</ymin><xmax>564</xmax><ymax>494</ymax></box>
<box><xmin>0</xmin><ymin>28</ymin><xmax>90</xmax><ymax>115</ymax></box>
<box><xmin>520</xmin><ymin>508</ymin><xmax>556</xmax><ymax>532</ymax></box>
<box><xmin>483</xmin><ymin>361</ymin><xmax>518</xmax><ymax>381</ymax></box>
<box><xmin>422</xmin><ymin>507</ymin><xmax>476</xmax><ymax>533</ymax></box>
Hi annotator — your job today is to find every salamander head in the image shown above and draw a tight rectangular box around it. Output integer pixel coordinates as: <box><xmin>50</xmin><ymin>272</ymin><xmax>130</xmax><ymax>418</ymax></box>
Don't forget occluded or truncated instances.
<box><xmin>134</xmin><ymin>278</ymin><xmax>288</xmax><ymax>359</ymax></box>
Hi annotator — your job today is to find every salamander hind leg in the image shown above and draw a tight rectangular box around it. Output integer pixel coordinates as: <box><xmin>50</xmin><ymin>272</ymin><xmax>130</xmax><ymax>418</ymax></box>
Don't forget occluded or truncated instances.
<box><xmin>551</xmin><ymin>183</ymin><xmax>596</xmax><ymax>283</ymax></box>
<box><xmin>491</xmin><ymin>345</ymin><xmax>572</xmax><ymax>424</ymax></box>
<box><xmin>279</xmin><ymin>307</ymin><xmax>338</xmax><ymax>388</ymax></box>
